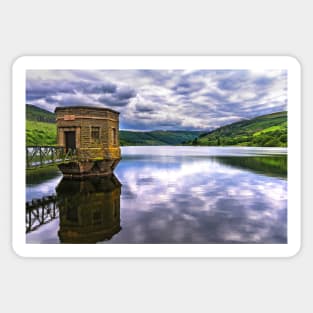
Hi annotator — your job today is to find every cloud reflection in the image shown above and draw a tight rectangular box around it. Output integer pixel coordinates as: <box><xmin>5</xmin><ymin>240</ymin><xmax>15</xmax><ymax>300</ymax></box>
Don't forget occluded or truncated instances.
<box><xmin>109</xmin><ymin>149</ymin><xmax>287</xmax><ymax>244</ymax></box>
<box><xmin>26</xmin><ymin>147</ymin><xmax>287</xmax><ymax>244</ymax></box>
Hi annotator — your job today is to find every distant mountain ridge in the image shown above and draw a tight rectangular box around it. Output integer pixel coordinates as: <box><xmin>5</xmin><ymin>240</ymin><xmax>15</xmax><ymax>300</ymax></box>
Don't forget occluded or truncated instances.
<box><xmin>187</xmin><ymin>111</ymin><xmax>287</xmax><ymax>147</ymax></box>
<box><xmin>26</xmin><ymin>104</ymin><xmax>56</xmax><ymax>123</ymax></box>
<box><xmin>25</xmin><ymin>104</ymin><xmax>202</xmax><ymax>146</ymax></box>
<box><xmin>26</xmin><ymin>104</ymin><xmax>287</xmax><ymax>147</ymax></box>
<box><xmin>120</xmin><ymin>130</ymin><xmax>202</xmax><ymax>146</ymax></box>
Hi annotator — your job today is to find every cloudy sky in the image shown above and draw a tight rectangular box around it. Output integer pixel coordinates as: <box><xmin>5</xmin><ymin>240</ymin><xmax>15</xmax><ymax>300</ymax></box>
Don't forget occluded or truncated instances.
<box><xmin>26</xmin><ymin>69</ymin><xmax>287</xmax><ymax>131</ymax></box>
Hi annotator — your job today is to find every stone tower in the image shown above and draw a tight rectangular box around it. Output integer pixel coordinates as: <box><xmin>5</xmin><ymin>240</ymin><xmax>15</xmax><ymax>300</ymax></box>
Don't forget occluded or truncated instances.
<box><xmin>55</xmin><ymin>106</ymin><xmax>121</xmax><ymax>177</ymax></box>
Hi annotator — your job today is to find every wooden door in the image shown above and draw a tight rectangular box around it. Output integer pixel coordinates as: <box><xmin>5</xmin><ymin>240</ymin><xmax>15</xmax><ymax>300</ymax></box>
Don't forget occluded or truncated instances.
<box><xmin>65</xmin><ymin>131</ymin><xmax>76</xmax><ymax>152</ymax></box>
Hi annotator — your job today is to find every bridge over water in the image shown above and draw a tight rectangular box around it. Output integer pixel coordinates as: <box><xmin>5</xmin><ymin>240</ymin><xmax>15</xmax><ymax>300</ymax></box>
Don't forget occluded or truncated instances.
<box><xmin>26</xmin><ymin>146</ymin><xmax>77</xmax><ymax>169</ymax></box>
<box><xmin>27</xmin><ymin>106</ymin><xmax>121</xmax><ymax>177</ymax></box>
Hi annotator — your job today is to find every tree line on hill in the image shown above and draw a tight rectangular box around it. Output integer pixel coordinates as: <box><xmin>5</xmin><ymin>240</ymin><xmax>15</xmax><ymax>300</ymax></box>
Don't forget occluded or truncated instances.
<box><xmin>26</xmin><ymin>104</ymin><xmax>287</xmax><ymax>147</ymax></box>
<box><xmin>186</xmin><ymin>111</ymin><xmax>287</xmax><ymax>147</ymax></box>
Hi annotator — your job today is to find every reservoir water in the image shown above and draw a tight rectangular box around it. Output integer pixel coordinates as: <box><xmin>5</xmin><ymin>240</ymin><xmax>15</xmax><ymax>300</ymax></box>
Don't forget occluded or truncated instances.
<box><xmin>26</xmin><ymin>146</ymin><xmax>287</xmax><ymax>244</ymax></box>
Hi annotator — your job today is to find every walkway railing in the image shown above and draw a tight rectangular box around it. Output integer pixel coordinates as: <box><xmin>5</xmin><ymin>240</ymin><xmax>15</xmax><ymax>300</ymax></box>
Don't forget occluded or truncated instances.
<box><xmin>26</xmin><ymin>146</ymin><xmax>77</xmax><ymax>169</ymax></box>
<box><xmin>26</xmin><ymin>195</ymin><xmax>59</xmax><ymax>233</ymax></box>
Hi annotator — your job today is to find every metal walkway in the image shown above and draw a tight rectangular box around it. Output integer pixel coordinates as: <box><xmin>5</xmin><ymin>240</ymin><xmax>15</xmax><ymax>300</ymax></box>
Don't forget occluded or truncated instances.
<box><xmin>26</xmin><ymin>146</ymin><xmax>77</xmax><ymax>169</ymax></box>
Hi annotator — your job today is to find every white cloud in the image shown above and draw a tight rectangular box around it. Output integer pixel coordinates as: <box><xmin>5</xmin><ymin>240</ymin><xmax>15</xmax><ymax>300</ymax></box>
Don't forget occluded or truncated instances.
<box><xmin>26</xmin><ymin>69</ymin><xmax>287</xmax><ymax>131</ymax></box>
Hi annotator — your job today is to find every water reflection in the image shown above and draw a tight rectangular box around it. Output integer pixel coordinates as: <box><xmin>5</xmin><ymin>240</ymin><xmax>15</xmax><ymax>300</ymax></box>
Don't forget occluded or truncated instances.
<box><xmin>56</xmin><ymin>175</ymin><xmax>121</xmax><ymax>243</ymax></box>
<box><xmin>215</xmin><ymin>155</ymin><xmax>287</xmax><ymax>179</ymax></box>
<box><xmin>26</xmin><ymin>166</ymin><xmax>62</xmax><ymax>202</ymax></box>
<box><xmin>26</xmin><ymin>147</ymin><xmax>287</xmax><ymax>244</ymax></box>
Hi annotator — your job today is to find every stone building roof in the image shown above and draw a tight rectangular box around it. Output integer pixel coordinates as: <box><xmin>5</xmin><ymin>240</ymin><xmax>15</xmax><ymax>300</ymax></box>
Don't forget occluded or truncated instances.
<box><xmin>54</xmin><ymin>105</ymin><xmax>120</xmax><ymax>115</ymax></box>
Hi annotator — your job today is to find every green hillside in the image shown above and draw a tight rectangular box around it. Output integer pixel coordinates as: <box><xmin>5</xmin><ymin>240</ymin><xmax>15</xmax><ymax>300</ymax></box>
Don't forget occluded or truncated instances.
<box><xmin>26</xmin><ymin>120</ymin><xmax>57</xmax><ymax>146</ymax></box>
<box><xmin>25</xmin><ymin>104</ymin><xmax>201</xmax><ymax>146</ymax></box>
<box><xmin>26</xmin><ymin>104</ymin><xmax>202</xmax><ymax>146</ymax></box>
<box><xmin>26</xmin><ymin>104</ymin><xmax>56</xmax><ymax>123</ymax></box>
<box><xmin>120</xmin><ymin>130</ymin><xmax>202</xmax><ymax>146</ymax></box>
<box><xmin>26</xmin><ymin>121</ymin><xmax>201</xmax><ymax>146</ymax></box>
<box><xmin>188</xmin><ymin>111</ymin><xmax>287</xmax><ymax>147</ymax></box>
<box><xmin>25</xmin><ymin>104</ymin><xmax>287</xmax><ymax>147</ymax></box>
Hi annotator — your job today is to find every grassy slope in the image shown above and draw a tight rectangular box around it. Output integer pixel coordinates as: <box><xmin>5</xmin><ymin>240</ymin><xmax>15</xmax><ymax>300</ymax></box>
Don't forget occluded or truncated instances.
<box><xmin>26</xmin><ymin>120</ymin><xmax>57</xmax><ymax>146</ymax></box>
<box><xmin>26</xmin><ymin>104</ymin><xmax>57</xmax><ymax>145</ymax></box>
<box><xmin>191</xmin><ymin>111</ymin><xmax>287</xmax><ymax>147</ymax></box>
<box><xmin>25</xmin><ymin>104</ymin><xmax>287</xmax><ymax>147</ymax></box>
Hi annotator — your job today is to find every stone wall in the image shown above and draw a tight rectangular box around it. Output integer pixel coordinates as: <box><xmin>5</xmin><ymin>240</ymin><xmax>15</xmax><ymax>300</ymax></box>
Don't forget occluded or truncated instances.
<box><xmin>55</xmin><ymin>106</ymin><xmax>120</xmax><ymax>161</ymax></box>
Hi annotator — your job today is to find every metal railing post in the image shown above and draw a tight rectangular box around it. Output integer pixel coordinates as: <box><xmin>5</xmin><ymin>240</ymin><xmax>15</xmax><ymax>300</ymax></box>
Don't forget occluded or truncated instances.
<box><xmin>39</xmin><ymin>147</ymin><xmax>43</xmax><ymax>166</ymax></box>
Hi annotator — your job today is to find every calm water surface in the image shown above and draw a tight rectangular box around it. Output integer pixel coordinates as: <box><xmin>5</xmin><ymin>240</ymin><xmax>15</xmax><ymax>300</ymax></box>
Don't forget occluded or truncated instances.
<box><xmin>26</xmin><ymin>146</ymin><xmax>287</xmax><ymax>244</ymax></box>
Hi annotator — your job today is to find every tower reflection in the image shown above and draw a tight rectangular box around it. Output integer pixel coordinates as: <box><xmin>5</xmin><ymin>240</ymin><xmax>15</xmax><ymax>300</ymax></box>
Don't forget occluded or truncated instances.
<box><xmin>56</xmin><ymin>175</ymin><xmax>121</xmax><ymax>243</ymax></box>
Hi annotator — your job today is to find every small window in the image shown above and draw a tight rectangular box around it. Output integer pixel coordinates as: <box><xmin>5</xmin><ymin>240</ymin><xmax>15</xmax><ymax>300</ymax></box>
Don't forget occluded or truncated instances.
<box><xmin>91</xmin><ymin>127</ymin><xmax>100</xmax><ymax>143</ymax></box>
<box><xmin>112</xmin><ymin>128</ymin><xmax>117</xmax><ymax>145</ymax></box>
